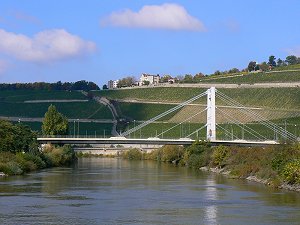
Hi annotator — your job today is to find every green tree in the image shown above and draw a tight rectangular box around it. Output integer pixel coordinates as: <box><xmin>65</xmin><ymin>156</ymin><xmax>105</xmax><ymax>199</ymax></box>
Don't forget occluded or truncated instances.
<box><xmin>259</xmin><ymin>62</ymin><xmax>269</xmax><ymax>71</ymax></box>
<box><xmin>117</xmin><ymin>76</ymin><xmax>136</xmax><ymax>87</ymax></box>
<box><xmin>285</xmin><ymin>55</ymin><xmax>298</xmax><ymax>65</ymax></box>
<box><xmin>277</xmin><ymin>58</ymin><xmax>284</xmax><ymax>67</ymax></box>
<box><xmin>42</xmin><ymin>105</ymin><xmax>69</xmax><ymax>135</ymax></box>
<box><xmin>0</xmin><ymin>120</ymin><xmax>36</xmax><ymax>153</ymax></box>
<box><xmin>247</xmin><ymin>61</ymin><xmax>257</xmax><ymax>72</ymax></box>
<box><xmin>183</xmin><ymin>74</ymin><xmax>193</xmax><ymax>83</ymax></box>
<box><xmin>268</xmin><ymin>55</ymin><xmax>276</xmax><ymax>67</ymax></box>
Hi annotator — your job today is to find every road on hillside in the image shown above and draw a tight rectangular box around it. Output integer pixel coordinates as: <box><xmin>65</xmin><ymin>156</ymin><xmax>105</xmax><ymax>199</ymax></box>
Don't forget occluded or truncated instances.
<box><xmin>0</xmin><ymin>116</ymin><xmax>116</xmax><ymax>123</ymax></box>
<box><xmin>122</xmin><ymin>82</ymin><xmax>300</xmax><ymax>89</ymax></box>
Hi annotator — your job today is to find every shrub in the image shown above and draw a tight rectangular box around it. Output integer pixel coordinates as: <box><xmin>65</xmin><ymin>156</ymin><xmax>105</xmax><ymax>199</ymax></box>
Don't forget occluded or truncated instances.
<box><xmin>161</xmin><ymin>145</ymin><xmax>184</xmax><ymax>162</ymax></box>
<box><xmin>18</xmin><ymin>153</ymin><xmax>46</xmax><ymax>169</ymax></box>
<box><xmin>121</xmin><ymin>149</ymin><xmax>143</xmax><ymax>160</ymax></box>
<box><xmin>0</xmin><ymin>162</ymin><xmax>23</xmax><ymax>175</ymax></box>
<box><xmin>282</xmin><ymin>160</ymin><xmax>300</xmax><ymax>184</ymax></box>
<box><xmin>212</xmin><ymin>145</ymin><xmax>230</xmax><ymax>168</ymax></box>
<box><xmin>185</xmin><ymin>151</ymin><xmax>211</xmax><ymax>168</ymax></box>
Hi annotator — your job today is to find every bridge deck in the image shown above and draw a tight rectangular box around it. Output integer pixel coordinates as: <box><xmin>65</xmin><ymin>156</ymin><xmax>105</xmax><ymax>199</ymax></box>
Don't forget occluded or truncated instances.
<box><xmin>37</xmin><ymin>137</ymin><xmax>278</xmax><ymax>147</ymax></box>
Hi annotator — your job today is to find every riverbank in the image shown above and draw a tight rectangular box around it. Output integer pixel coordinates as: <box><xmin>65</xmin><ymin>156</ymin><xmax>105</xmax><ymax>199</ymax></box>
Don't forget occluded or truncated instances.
<box><xmin>0</xmin><ymin>145</ymin><xmax>76</xmax><ymax>176</ymax></box>
<box><xmin>118</xmin><ymin>142</ymin><xmax>300</xmax><ymax>192</ymax></box>
<box><xmin>200</xmin><ymin>166</ymin><xmax>300</xmax><ymax>192</ymax></box>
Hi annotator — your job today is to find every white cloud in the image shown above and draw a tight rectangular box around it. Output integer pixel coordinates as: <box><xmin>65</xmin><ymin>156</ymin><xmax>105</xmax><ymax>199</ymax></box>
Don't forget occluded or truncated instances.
<box><xmin>285</xmin><ymin>46</ymin><xmax>300</xmax><ymax>57</ymax></box>
<box><xmin>0</xmin><ymin>29</ymin><xmax>96</xmax><ymax>62</ymax></box>
<box><xmin>101</xmin><ymin>3</ymin><xmax>206</xmax><ymax>31</ymax></box>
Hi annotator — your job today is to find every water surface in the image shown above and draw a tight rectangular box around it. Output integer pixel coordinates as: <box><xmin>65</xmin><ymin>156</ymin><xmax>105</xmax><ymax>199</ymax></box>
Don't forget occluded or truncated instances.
<box><xmin>1</xmin><ymin>158</ymin><xmax>300</xmax><ymax>225</ymax></box>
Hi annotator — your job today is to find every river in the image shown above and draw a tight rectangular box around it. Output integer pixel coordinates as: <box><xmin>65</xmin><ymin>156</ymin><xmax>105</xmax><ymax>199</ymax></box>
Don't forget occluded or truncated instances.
<box><xmin>1</xmin><ymin>158</ymin><xmax>300</xmax><ymax>225</ymax></box>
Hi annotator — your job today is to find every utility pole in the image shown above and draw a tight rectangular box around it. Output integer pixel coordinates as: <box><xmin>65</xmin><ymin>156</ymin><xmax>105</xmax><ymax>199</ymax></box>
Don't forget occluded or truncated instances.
<box><xmin>74</xmin><ymin>120</ymin><xmax>75</xmax><ymax>138</ymax></box>
<box><xmin>77</xmin><ymin>119</ymin><xmax>79</xmax><ymax>137</ymax></box>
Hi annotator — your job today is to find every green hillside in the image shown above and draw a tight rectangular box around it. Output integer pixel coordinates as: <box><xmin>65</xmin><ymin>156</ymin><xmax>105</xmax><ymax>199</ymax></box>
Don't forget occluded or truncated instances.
<box><xmin>93</xmin><ymin>87</ymin><xmax>207</xmax><ymax>103</ymax></box>
<box><xmin>1</xmin><ymin>86</ymin><xmax>299</xmax><ymax>139</ymax></box>
<box><xmin>0</xmin><ymin>90</ymin><xmax>112</xmax><ymax>119</ymax></box>
<box><xmin>200</xmin><ymin>70</ymin><xmax>300</xmax><ymax>84</ymax></box>
<box><xmin>95</xmin><ymin>86</ymin><xmax>300</xmax><ymax>138</ymax></box>
<box><xmin>0</xmin><ymin>90</ymin><xmax>86</xmax><ymax>102</ymax></box>
<box><xmin>94</xmin><ymin>87</ymin><xmax>300</xmax><ymax>110</ymax></box>
<box><xmin>20</xmin><ymin>121</ymin><xmax>113</xmax><ymax>136</ymax></box>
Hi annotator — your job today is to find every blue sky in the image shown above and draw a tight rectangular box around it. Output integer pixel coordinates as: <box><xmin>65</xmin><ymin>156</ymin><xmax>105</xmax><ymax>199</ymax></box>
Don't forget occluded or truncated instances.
<box><xmin>0</xmin><ymin>0</ymin><xmax>299</xmax><ymax>86</ymax></box>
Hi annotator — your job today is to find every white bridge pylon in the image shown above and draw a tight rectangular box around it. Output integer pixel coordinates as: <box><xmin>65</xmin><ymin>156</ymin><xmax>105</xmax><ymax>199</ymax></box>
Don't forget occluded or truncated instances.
<box><xmin>206</xmin><ymin>87</ymin><xmax>216</xmax><ymax>141</ymax></box>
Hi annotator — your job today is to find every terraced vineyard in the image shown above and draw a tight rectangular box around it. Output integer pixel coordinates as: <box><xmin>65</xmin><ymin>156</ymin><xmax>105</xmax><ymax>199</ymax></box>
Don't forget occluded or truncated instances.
<box><xmin>0</xmin><ymin>90</ymin><xmax>113</xmax><ymax>119</ymax></box>
<box><xmin>0</xmin><ymin>90</ymin><xmax>114</xmax><ymax>133</ymax></box>
<box><xmin>0</xmin><ymin>90</ymin><xmax>86</xmax><ymax>102</ymax></box>
<box><xmin>200</xmin><ymin>70</ymin><xmax>300</xmax><ymax>84</ymax></box>
<box><xmin>1</xmin><ymin>86</ymin><xmax>299</xmax><ymax>139</ymax></box>
<box><xmin>95</xmin><ymin>86</ymin><xmax>300</xmax><ymax>138</ymax></box>
<box><xmin>95</xmin><ymin>87</ymin><xmax>300</xmax><ymax>110</ymax></box>
<box><xmin>21</xmin><ymin>121</ymin><xmax>113</xmax><ymax>136</ymax></box>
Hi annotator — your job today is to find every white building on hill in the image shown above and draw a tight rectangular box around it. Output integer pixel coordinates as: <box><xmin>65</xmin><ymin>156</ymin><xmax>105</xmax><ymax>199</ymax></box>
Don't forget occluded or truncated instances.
<box><xmin>108</xmin><ymin>80</ymin><xmax>119</xmax><ymax>89</ymax></box>
<box><xmin>139</xmin><ymin>74</ymin><xmax>160</xmax><ymax>86</ymax></box>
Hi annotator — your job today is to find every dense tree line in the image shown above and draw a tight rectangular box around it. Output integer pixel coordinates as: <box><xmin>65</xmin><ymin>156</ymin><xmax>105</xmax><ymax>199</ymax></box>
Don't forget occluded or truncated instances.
<box><xmin>0</xmin><ymin>80</ymin><xmax>100</xmax><ymax>91</ymax></box>
<box><xmin>0</xmin><ymin>120</ymin><xmax>37</xmax><ymax>153</ymax></box>
<box><xmin>247</xmin><ymin>55</ymin><xmax>300</xmax><ymax>72</ymax></box>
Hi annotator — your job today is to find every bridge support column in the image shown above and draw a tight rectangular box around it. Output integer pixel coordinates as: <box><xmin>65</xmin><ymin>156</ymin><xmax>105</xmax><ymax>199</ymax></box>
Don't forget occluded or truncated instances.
<box><xmin>207</xmin><ymin>87</ymin><xmax>216</xmax><ymax>141</ymax></box>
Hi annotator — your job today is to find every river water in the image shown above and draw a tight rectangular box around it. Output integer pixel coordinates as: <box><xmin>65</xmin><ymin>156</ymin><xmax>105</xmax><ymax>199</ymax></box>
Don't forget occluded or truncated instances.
<box><xmin>1</xmin><ymin>158</ymin><xmax>300</xmax><ymax>225</ymax></box>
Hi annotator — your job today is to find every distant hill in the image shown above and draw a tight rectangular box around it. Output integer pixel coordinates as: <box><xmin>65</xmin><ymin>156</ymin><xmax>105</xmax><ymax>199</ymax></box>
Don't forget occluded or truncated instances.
<box><xmin>0</xmin><ymin>90</ymin><xmax>113</xmax><ymax>136</ymax></box>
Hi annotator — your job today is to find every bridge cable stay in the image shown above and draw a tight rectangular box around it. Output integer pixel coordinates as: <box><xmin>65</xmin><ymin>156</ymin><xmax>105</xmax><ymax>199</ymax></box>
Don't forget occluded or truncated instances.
<box><xmin>216</xmin><ymin>93</ymin><xmax>282</xmax><ymax>140</ymax></box>
<box><xmin>155</xmin><ymin>108</ymin><xmax>207</xmax><ymax>138</ymax></box>
<box><xmin>120</xmin><ymin>90</ymin><xmax>208</xmax><ymax>137</ymax></box>
<box><xmin>185</xmin><ymin>124</ymin><xmax>207</xmax><ymax>138</ymax></box>
<box><xmin>216</xmin><ymin>107</ymin><xmax>267</xmax><ymax>140</ymax></box>
<box><xmin>217</xmin><ymin>91</ymin><xmax>297</xmax><ymax>140</ymax></box>
<box><xmin>216</xmin><ymin>91</ymin><xmax>297</xmax><ymax>141</ymax></box>
<box><xmin>216</xmin><ymin>124</ymin><xmax>240</xmax><ymax>140</ymax></box>
<box><xmin>216</xmin><ymin>96</ymin><xmax>270</xmax><ymax>140</ymax></box>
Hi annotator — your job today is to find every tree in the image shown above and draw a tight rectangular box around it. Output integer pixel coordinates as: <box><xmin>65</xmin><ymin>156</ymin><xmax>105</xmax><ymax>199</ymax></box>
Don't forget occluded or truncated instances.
<box><xmin>143</xmin><ymin>80</ymin><xmax>150</xmax><ymax>85</ymax></box>
<box><xmin>259</xmin><ymin>62</ymin><xmax>269</xmax><ymax>71</ymax></box>
<box><xmin>228</xmin><ymin>68</ymin><xmax>240</xmax><ymax>74</ymax></box>
<box><xmin>117</xmin><ymin>76</ymin><xmax>136</xmax><ymax>87</ymax></box>
<box><xmin>247</xmin><ymin>61</ymin><xmax>257</xmax><ymax>72</ymax></box>
<box><xmin>183</xmin><ymin>74</ymin><xmax>193</xmax><ymax>83</ymax></box>
<box><xmin>102</xmin><ymin>84</ymin><xmax>108</xmax><ymax>90</ymax></box>
<box><xmin>0</xmin><ymin>120</ymin><xmax>36</xmax><ymax>153</ymax></box>
<box><xmin>268</xmin><ymin>55</ymin><xmax>276</xmax><ymax>67</ymax></box>
<box><xmin>286</xmin><ymin>55</ymin><xmax>298</xmax><ymax>65</ymax></box>
<box><xmin>193</xmin><ymin>72</ymin><xmax>205</xmax><ymax>81</ymax></box>
<box><xmin>214</xmin><ymin>70</ymin><xmax>222</xmax><ymax>76</ymax></box>
<box><xmin>277</xmin><ymin>58</ymin><xmax>284</xmax><ymax>67</ymax></box>
<box><xmin>161</xmin><ymin>75</ymin><xmax>172</xmax><ymax>83</ymax></box>
<box><xmin>42</xmin><ymin>105</ymin><xmax>69</xmax><ymax>135</ymax></box>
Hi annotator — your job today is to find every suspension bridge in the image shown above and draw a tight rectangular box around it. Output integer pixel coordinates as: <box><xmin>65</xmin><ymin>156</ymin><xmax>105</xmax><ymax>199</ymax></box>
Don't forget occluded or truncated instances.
<box><xmin>38</xmin><ymin>87</ymin><xmax>298</xmax><ymax>147</ymax></box>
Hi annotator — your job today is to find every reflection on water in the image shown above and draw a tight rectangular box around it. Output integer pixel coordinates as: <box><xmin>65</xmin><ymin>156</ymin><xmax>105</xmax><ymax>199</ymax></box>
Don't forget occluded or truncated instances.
<box><xmin>0</xmin><ymin>158</ymin><xmax>300</xmax><ymax>225</ymax></box>
<box><xmin>204</xmin><ymin>179</ymin><xmax>218</xmax><ymax>224</ymax></box>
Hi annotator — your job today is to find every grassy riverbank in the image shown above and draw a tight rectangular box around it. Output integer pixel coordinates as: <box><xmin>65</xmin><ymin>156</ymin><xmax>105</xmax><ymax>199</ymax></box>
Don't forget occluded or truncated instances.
<box><xmin>121</xmin><ymin>142</ymin><xmax>300</xmax><ymax>189</ymax></box>
<box><xmin>0</xmin><ymin>145</ymin><xmax>76</xmax><ymax>176</ymax></box>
